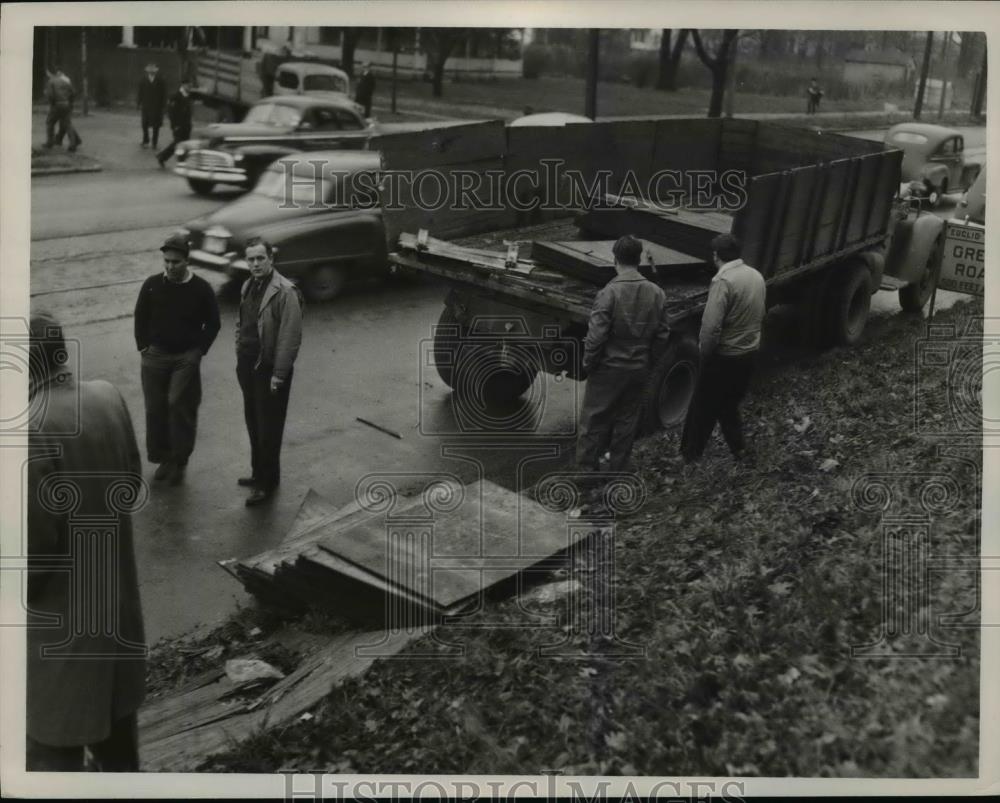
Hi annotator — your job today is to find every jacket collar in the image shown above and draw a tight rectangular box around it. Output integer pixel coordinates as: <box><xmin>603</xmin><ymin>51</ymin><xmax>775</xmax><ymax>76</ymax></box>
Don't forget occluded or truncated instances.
<box><xmin>611</xmin><ymin>267</ymin><xmax>644</xmax><ymax>283</ymax></box>
<box><xmin>717</xmin><ymin>258</ymin><xmax>744</xmax><ymax>278</ymax></box>
<box><xmin>244</xmin><ymin>269</ymin><xmax>284</xmax><ymax>310</ymax></box>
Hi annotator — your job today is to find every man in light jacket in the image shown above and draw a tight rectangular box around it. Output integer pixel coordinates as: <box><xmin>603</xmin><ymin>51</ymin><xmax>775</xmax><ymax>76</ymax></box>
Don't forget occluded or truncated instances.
<box><xmin>235</xmin><ymin>237</ymin><xmax>303</xmax><ymax>506</ymax></box>
<box><xmin>680</xmin><ymin>233</ymin><xmax>766</xmax><ymax>464</ymax></box>
<box><xmin>26</xmin><ymin>312</ymin><xmax>147</xmax><ymax>770</ymax></box>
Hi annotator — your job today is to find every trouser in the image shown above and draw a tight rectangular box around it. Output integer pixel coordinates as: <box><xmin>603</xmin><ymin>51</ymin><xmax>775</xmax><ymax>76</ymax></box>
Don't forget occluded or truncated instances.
<box><xmin>140</xmin><ymin>345</ymin><xmax>203</xmax><ymax>465</ymax></box>
<box><xmin>140</xmin><ymin>111</ymin><xmax>162</xmax><ymax>147</ymax></box>
<box><xmin>360</xmin><ymin>97</ymin><xmax>372</xmax><ymax>117</ymax></box>
<box><xmin>45</xmin><ymin>104</ymin><xmax>72</xmax><ymax>146</ymax></box>
<box><xmin>26</xmin><ymin>712</ymin><xmax>139</xmax><ymax>772</ymax></box>
<box><xmin>261</xmin><ymin>75</ymin><xmax>275</xmax><ymax>97</ymax></box>
<box><xmin>680</xmin><ymin>352</ymin><xmax>756</xmax><ymax>462</ymax></box>
<box><xmin>237</xmin><ymin>355</ymin><xmax>293</xmax><ymax>490</ymax></box>
<box><xmin>576</xmin><ymin>366</ymin><xmax>648</xmax><ymax>474</ymax></box>
<box><xmin>156</xmin><ymin>124</ymin><xmax>191</xmax><ymax>162</ymax></box>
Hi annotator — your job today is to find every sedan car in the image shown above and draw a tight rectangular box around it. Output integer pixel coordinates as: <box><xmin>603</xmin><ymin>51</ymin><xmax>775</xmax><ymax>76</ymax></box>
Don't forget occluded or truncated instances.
<box><xmin>174</xmin><ymin>95</ymin><xmax>373</xmax><ymax>195</ymax></box>
<box><xmin>274</xmin><ymin>62</ymin><xmax>359</xmax><ymax>110</ymax></box>
<box><xmin>885</xmin><ymin>122</ymin><xmax>981</xmax><ymax>207</ymax></box>
<box><xmin>180</xmin><ymin>150</ymin><xmax>388</xmax><ymax>302</ymax></box>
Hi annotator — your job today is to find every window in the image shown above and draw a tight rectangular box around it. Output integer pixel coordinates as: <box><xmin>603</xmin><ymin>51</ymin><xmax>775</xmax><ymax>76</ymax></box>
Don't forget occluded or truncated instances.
<box><xmin>303</xmin><ymin>73</ymin><xmax>349</xmax><ymax>93</ymax></box>
<box><xmin>335</xmin><ymin>110</ymin><xmax>364</xmax><ymax>130</ymax></box>
<box><xmin>277</xmin><ymin>70</ymin><xmax>299</xmax><ymax>90</ymax></box>
<box><xmin>244</xmin><ymin>102</ymin><xmax>302</xmax><ymax>127</ymax></box>
<box><xmin>890</xmin><ymin>131</ymin><xmax>928</xmax><ymax>145</ymax></box>
<box><xmin>310</xmin><ymin>108</ymin><xmax>342</xmax><ymax>131</ymax></box>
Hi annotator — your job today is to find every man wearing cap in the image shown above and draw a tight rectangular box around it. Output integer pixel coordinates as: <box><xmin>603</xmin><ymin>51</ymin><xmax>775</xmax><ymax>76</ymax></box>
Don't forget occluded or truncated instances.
<box><xmin>134</xmin><ymin>234</ymin><xmax>221</xmax><ymax>484</ymax></box>
<box><xmin>26</xmin><ymin>311</ymin><xmax>147</xmax><ymax>771</ymax></box>
<box><xmin>235</xmin><ymin>237</ymin><xmax>303</xmax><ymax>506</ymax></box>
<box><xmin>680</xmin><ymin>232</ymin><xmax>766</xmax><ymax>464</ymax></box>
<box><xmin>137</xmin><ymin>63</ymin><xmax>167</xmax><ymax>149</ymax></box>
<box><xmin>577</xmin><ymin>234</ymin><xmax>672</xmax><ymax>481</ymax></box>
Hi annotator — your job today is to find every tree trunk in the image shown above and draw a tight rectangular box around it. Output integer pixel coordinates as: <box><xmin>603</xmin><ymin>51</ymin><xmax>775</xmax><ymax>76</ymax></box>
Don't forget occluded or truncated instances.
<box><xmin>341</xmin><ymin>28</ymin><xmax>360</xmax><ymax>77</ymax></box>
<box><xmin>691</xmin><ymin>29</ymin><xmax>737</xmax><ymax>118</ymax></box>
<box><xmin>657</xmin><ymin>29</ymin><xmax>672</xmax><ymax>89</ymax></box>
<box><xmin>585</xmin><ymin>28</ymin><xmax>599</xmax><ymax>118</ymax></box>
<box><xmin>914</xmin><ymin>30</ymin><xmax>934</xmax><ymax>119</ymax></box>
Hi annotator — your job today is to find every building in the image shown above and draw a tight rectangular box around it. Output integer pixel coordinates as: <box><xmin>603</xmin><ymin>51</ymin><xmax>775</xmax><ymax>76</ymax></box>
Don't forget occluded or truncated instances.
<box><xmin>843</xmin><ymin>47</ymin><xmax>916</xmax><ymax>86</ymax></box>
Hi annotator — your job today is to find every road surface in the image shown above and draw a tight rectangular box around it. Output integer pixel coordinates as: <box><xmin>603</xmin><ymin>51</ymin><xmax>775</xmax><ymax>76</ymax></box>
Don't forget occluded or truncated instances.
<box><xmin>27</xmin><ymin>126</ymin><xmax>981</xmax><ymax>642</ymax></box>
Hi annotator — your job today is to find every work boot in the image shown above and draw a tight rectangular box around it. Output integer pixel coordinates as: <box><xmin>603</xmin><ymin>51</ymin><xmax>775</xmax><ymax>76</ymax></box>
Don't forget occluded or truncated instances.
<box><xmin>245</xmin><ymin>487</ymin><xmax>275</xmax><ymax>507</ymax></box>
<box><xmin>153</xmin><ymin>461</ymin><xmax>174</xmax><ymax>481</ymax></box>
<box><xmin>168</xmin><ymin>463</ymin><xmax>186</xmax><ymax>486</ymax></box>
<box><xmin>236</xmin><ymin>476</ymin><xmax>256</xmax><ymax>487</ymax></box>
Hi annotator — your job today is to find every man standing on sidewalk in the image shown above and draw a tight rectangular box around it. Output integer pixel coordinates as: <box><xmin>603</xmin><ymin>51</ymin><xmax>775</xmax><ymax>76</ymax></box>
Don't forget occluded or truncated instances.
<box><xmin>156</xmin><ymin>81</ymin><xmax>193</xmax><ymax>167</ymax></box>
<box><xmin>680</xmin><ymin>233</ymin><xmax>766</xmax><ymax>464</ymax></box>
<box><xmin>355</xmin><ymin>62</ymin><xmax>376</xmax><ymax>117</ymax></box>
<box><xmin>134</xmin><ymin>233</ymin><xmax>221</xmax><ymax>484</ymax></box>
<box><xmin>236</xmin><ymin>237</ymin><xmax>303</xmax><ymax>506</ymax></box>
<box><xmin>577</xmin><ymin>235</ymin><xmax>671</xmax><ymax>479</ymax></box>
<box><xmin>137</xmin><ymin>63</ymin><xmax>167</xmax><ymax>149</ymax></box>
<box><xmin>43</xmin><ymin>65</ymin><xmax>80</xmax><ymax>152</ymax></box>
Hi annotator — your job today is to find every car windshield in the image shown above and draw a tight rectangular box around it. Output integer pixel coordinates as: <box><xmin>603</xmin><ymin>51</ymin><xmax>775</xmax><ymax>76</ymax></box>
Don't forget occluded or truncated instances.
<box><xmin>244</xmin><ymin>103</ymin><xmax>302</xmax><ymax>127</ymax></box>
<box><xmin>303</xmin><ymin>74</ymin><xmax>348</xmax><ymax>93</ymax></box>
<box><xmin>890</xmin><ymin>131</ymin><xmax>929</xmax><ymax>146</ymax></box>
<box><xmin>254</xmin><ymin>164</ymin><xmax>379</xmax><ymax>209</ymax></box>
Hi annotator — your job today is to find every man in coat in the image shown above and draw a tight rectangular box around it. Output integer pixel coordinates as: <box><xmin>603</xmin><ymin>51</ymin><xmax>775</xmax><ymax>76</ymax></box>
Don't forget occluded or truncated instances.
<box><xmin>134</xmin><ymin>233</ymin><xmax>221</xmax><ymax>484</ymax></box>
<box><xmin>137</xmin><ymin>62</ymin><xmax>167</xmax><ymax>149</ymax></box>
<box><xmin>258</xmin><ymin>44</ymin><xmax>290</xmax><ymax>97</ymax></box>
<box><xmin>577</xmin><ymin>235</ymin><xmax>672</xmax><ymax>479</ymax></box>
<box><xmin>26</xmin><ymin>312</ymin><xmax>147</xmax><ymax>771</ymax></box>
<box><xmin>680</xmin><ymin>233</ymin><xmax>766</xmax><ymax>464</ymax></box>
<box><xmin>43</xmin><ymin>65</ymin><xmax>81</xmax><ymax>152</ymax></box>
<box><xmin>156</xmin><ymin>81</ymin><xmax>194</xmax><ymax>167</ymax></box>
<box><xmin>355</xmin><ymin>62</ymin><xmax>376</xmax><ymax>117</ymax></box>
<box><xmin>235</xmin><ymin>237</ymin><xmax>303</xmax><ymax>506</ymax></box>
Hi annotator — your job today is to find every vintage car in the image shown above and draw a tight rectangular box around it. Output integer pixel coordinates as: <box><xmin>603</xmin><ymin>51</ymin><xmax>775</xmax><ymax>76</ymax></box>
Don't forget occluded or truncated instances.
<box><xmin>173</xmin><ymin>95</ymin><xmax>373</xmax><ymax>196</ymax></box>
<box><xmin>955</xmin><ymin>164</ymin><xmax>986</xmax><ymax>224</ymax></box>
<box><xmin>274</xmin><ymin>62</ymin><xmax>357</xmax><ymax>106</ymax></box>
<box><xmin>179</xmin><ymin>150</ymin><xmax>387</xmax><ymax>302</ymax></box>
<box><xmin>885</xmin><ymin>122</ymin><xmax>981</xmax><ymax>207</ymax></box>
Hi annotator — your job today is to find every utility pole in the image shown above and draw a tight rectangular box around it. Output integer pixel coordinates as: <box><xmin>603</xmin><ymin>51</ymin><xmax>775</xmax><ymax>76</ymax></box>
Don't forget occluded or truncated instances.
<box><xmin>584</xmin><ymin>29</ymin><xmax>599</xmax><ymax>119</ymax></box>
<box><xmin>914</xmin><ymin>30</ymin><xmax>934</xmax><ymax>119</ymax></box>
<box><xmin>937</xmin><ymin>31</ymin><xmax>950</xmax><ymax>119</ymax></box>
<box><xmin>972</xmin><ymin>47</ymin><xmax>987</xmax><ymax>118</ymax></box>
<box><xmin>80</xmin><ymin>27</ymin><xmax>89</xmax><ymax>115</ymax></box>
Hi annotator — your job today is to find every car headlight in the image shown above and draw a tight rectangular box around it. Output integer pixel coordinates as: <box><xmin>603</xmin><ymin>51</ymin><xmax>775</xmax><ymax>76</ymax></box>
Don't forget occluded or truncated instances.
<box><xmin>176</xmin><ymin>146</ymin><xmax>186</xmax><ymax>158</ymax></box>
<box><xmin>234</xmin><ymin>153</ymin><xmax>244</xmax><ymax>162</ymax></box>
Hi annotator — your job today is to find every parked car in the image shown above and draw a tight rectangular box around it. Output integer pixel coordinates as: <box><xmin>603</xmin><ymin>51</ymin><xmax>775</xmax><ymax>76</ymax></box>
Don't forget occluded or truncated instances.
<box><xmin>274</xmin><ymin>62</ymin><xmax>359</xmax><ymax>109</ymax></box>
<box><xmin>508</xmin><ymin>112</ymin><xmax>592</xmax><ymax>127</ymax></box>
<box><xmin>173</xmin><ymin>95</ymin><xmax>373</xmax><ymax>196</ymax></box>
<box><xmin>885</xmin><ymin>122</ymin><xmax>981</xmax><ymax>207</ymax></box>
<box><xmin>955</xmin><ymin>164</ymin><xmax>986</xmax><ymax>224</ymax></box>
<box><xmin>180</xmin><ymin>150</ymin><xmax>387</xmax><ymax>302</ymax></box>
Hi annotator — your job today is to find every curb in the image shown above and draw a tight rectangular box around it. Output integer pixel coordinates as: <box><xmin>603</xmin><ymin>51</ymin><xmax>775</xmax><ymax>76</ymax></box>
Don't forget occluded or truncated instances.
<box><xmin>32</xmin><ymin>163</ymin><xmax>104</xmax><ymax>176</ymax></box>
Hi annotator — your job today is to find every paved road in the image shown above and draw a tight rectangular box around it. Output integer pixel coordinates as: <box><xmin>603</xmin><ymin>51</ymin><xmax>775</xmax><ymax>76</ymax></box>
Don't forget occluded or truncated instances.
<box><xmin>28</xmin><ymin>125</ymin><xmax>979</xmax><ymax>642</ymax></box>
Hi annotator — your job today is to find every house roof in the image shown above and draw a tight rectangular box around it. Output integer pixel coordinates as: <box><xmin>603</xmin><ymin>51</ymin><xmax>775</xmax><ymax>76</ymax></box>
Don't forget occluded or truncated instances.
<box><xmin>844</xmin><ymin>48</ymin><xmax>915</xmax><ymax>67</ymax></box>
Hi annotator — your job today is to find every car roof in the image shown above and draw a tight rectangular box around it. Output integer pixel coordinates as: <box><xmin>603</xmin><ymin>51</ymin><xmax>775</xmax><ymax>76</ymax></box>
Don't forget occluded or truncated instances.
<box><xmin>508</xmin><ymin>112</ymin><xmax>593</xmax><ymax>127</ymax></box>
<box><xmin>886</xmin><ymin>122</ymin><xmax>961</xmax><ymax>143</ymax></box>
<box><xmin>264</xmin><ymin>150</ymin><xmax>382</xmax><ymax>176</ymax></box>
<box><xmin>277</xmin><ymin>61</ymin><xmax>349</xmax><ymax>81</ymax></box>
<box><xmin>256</xmin><ymin>94</ymin><xmax>361</xmax><ymax>112</ymax></box>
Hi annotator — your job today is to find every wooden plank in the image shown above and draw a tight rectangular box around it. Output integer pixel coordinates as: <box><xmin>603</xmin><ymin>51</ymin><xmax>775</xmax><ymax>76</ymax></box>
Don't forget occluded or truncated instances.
<box><xmin>810</xmin><ymin>159</ymin><xmax>852</xmax><ymax>259</ymax></box>
<box><xmin>772</xmin><ymin>165</ymin><xmax>819</xmax><ymax>276</ymax></box>
<box><xmin>845</xmin><ymin>155</ymin><xmax>880</xmax><ymax>245</ymax></box>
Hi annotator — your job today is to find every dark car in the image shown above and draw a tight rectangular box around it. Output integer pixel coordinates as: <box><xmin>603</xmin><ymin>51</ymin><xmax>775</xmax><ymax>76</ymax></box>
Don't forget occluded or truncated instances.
<box><xmin>179</xmin><ymin>150</ymin><xmax>387</xmax><ymax>301</ymax></box>
<box><xmin>174</xmin><ymin>95</ymin><xmax>373</xmax><ymax>196</ymax></box>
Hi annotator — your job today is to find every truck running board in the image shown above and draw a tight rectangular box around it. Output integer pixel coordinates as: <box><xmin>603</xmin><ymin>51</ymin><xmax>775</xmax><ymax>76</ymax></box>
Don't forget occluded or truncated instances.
<box><xmin>879</xmin><ymin>276</ymin><xmax>909</xmax><ymax>291</ymax></box>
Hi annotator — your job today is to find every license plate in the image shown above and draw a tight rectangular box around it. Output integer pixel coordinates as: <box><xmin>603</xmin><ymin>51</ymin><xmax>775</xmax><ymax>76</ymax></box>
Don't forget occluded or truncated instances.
<box><xmin>203</xmin><ymin>235</ymin><xmax>226</xmax><ymax>255</ymax></box>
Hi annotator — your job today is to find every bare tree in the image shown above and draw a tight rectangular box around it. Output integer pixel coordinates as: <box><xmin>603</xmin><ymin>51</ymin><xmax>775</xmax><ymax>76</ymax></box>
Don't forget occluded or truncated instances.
<box><xmin>340</xmin><ymin>27</ymin><xmax>364</xmax><ymax>77</ymax></box>
<box><xmin>423</xmin><ymin>28</ymin><xmax>469</xmax><ymax>98</ymax></box>
<box><xmin>656</xmin><ymin>29</ymin><xmax>689</xmax><ymax>91</ymax></box>
<box><xmin>690</xmin><ymin>29</ymin><xmax>739</xmax><ymax>118</ymax></box>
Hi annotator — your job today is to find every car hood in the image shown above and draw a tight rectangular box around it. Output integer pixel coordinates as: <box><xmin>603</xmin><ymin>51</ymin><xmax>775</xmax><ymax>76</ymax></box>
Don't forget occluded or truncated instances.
<box><xmin>898</xmin><ymin>150</ymin><xmax>932</xmax><ymax>183</ymax></box>
<box><xmin>187</xmin><ymin>192</ymin><xmax>314</xmax><ymax>236</ymax></box>
<box><xmin>194</xmin><ymin>122</ymin><xmax>295</xmax><ymax>143</ymax></box>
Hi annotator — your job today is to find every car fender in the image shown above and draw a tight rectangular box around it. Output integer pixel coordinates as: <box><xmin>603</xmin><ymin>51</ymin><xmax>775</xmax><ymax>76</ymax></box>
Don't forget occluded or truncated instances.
<box><xmin>884</xmin><ymin>212</ymin><xmax>944</xmax><ymax>284</ymax></box>
<box><xmin>255</xmin><ymin>210</ymin><xmax>388</xmax><ymax>279</ymax></box>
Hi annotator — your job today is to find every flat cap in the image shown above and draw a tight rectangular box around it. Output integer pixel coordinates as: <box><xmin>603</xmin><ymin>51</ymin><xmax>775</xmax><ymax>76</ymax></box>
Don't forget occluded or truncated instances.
<box><xmin>160</xmin><ymin>232</ymin><xmax>190</xmax><ymax>255</ymax></box>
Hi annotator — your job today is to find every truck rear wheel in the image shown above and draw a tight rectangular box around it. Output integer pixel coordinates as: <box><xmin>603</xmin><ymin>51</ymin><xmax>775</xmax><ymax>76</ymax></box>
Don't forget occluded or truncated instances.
<box><xmin>640</xmin><ymin>338</ymin><xmax>700</xmax><ymax>433</ymax></box>
<box><xmin>824</xmin><ymin>261</ymin><xmax>871</xmax><ymax>346</ymax></box>
<box><xmin>187</xmin><ymin>179</ymin><xmax>215</xmax><ymax>196</ymax></box>
<box><xmin>303</xmin><ymin>264</ymin><xmax>347</xmax><ymax>302</ymax></box>
<box><xmin>454</xmin><ymin>342</ymin><xmax>538</xmax><ymax>406</ymax></box>
<box><xmin>432</xmin><ymin>306</ymin><xmax>465</xmax><ymax>389</ymax></box>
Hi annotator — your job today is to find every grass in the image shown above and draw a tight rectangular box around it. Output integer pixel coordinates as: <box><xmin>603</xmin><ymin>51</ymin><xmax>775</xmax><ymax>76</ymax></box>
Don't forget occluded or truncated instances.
<box><xmin>193</xmin><ymin>296</ymin><xmax>982</xmax><ymax>776</ymax></box>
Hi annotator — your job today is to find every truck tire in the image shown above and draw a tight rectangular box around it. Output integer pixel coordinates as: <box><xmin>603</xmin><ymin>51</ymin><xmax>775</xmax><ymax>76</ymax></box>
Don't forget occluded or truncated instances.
<box><xmin>898</xmin><ymin>236</ymin><xmax>942</xmax><ymax>313</ymax></box>
<box><xmin>432</xmin><ymin>306</ymin><xmax>465</xmax><ymax>389</ymax></box>
<box><xmin>303</xmin><ymin>264</ymin><xmax>347</xmax><ymax>302</ymax></box>
<box><xmin>454</xmin><ymin>342</ymin><xmax>538</xmax><ymax>406</ymax></box>
<box><xmin>824</xmin><ymin>261</ymin><xmax>871</xmax><ymax>346</ymax></box>
<box><xmin>640</xmin><ymin>337</ymin><xmax>700</xmax><ymax>433</ymax></box>
<box><xmin>188</xmin><ymin>179</ymin><xmax>216</xmax><ymax>196</ymax></box>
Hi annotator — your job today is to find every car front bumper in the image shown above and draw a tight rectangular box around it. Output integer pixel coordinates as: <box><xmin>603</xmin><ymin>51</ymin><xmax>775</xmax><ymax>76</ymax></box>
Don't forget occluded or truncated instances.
<box><xmin>174</xmin><ymin>165</ymin><xmax>249</xmax><ymax>185</ymax></box>
<box><xmin>189</xmin><ymin>249</ymin><xmax>250</xmax><ymax>277</ymax></box>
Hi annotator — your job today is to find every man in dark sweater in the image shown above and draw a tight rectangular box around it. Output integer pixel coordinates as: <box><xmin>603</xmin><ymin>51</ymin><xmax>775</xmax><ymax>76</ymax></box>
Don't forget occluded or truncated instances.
<box><xmin>134</xmin><ymin>233</ymin><xmax>221</xmax><ymax>483</ymax></box>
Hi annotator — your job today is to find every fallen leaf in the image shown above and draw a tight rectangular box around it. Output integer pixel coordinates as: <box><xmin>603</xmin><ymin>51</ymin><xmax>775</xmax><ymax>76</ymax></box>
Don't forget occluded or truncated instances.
<box><xmin>768</xmin><ymin>580</ymin><xmax>793</xmax><ymax>596</ymax></box>
<box><xmin>778</xmin><ymin>666</ymin><xmax>801</xmax><ymax>687</ymax></box>
<box><xmin>819</xmin><ymin>458</ymin><xmax>840</xmax><ymax>473</ymax></box>
<box><xmin>793</xmin><ymin>416</ymin><xmax>812</xmax><ymax>434</ymax></box>
<box><xmin>604</xmin><ymin>730</ymin><xmax>628</xmax><ymax>752</ymax></box>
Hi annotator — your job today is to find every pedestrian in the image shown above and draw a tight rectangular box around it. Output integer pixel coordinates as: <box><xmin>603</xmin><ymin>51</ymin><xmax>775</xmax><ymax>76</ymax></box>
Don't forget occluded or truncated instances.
<box><xmin>680</xmin><ymin>233</ymin><xmax>766</xmax><ymax>464</ymax></box>
<box><xmin>577</xmin><ymin>235</ymin><xmax>672</xmax><ymax>480</ymax></box>
<box><xmin>235</xmin><ymin>237</ymin><xmax>303</xmax><ymax>506</ymax></box>
<box><xmin>26</xmin><ymin>311</ymin><xmax>147</xmax><ymax>771</ymax></box>
<box><xmin>806</xmin><ymin>78</ymin><xmax>824</xmax><ymax>114</ymax></box>
<box><xmin>134</xmin><ymin>233</ymin><xmax>221</xmax><ymax>484</ymax></box>
<box><xmin>355</xmin><ymin>62</ymin><xmax>376</xmax><ymax>117</ymax></box>
<box><xmin>156</xmin><ymin>81</ymin><xmax>193</xmax><ymax>167</ymax></box>
<box><xmin>258</xmin><ymin>44</ymin><xmax>289</xmax><ymax>97</ymax></box>
<box><xmin>137</xmin><ymin>62</ymin><xmax>167</xmax><ymax>149</ymax></box>
<box><xmin>43</xmin><ymin>65</ymin><xmax>81</xmax><ymax>152</ymax></box>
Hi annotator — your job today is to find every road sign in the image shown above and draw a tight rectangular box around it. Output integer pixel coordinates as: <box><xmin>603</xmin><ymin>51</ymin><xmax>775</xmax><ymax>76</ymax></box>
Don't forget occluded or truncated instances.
<box><xmin>939</xmin><ymin>219</ymin><xmax>985</xmax><ymax>296</ymax></box>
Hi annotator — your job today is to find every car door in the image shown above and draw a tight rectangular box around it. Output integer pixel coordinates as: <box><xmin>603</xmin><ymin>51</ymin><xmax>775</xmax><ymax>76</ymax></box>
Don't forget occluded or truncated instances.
<box><xmin>275</xmin><ymin>67</ymin><xmax>299</xmax><ymax>97</ymax></box>
<box><xmin>932</xmin><ymin>136</ymin><xmax>962</xmax><ymax>189</ymax></box>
